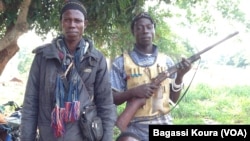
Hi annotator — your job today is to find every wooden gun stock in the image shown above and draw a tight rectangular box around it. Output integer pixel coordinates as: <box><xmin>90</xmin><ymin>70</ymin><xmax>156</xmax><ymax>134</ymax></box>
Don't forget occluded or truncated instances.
<box><xmin>116</xmin><ymin>32</ymin><xmax>239</xmax><ymax>131</ymax></box>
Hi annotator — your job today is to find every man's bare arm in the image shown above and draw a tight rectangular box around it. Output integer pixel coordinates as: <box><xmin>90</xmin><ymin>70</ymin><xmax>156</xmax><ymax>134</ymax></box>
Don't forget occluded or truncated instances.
<box><xmin>116</xmin><ymin>98</ymin><xmax>146</xmax><ymax>132</ymax></box>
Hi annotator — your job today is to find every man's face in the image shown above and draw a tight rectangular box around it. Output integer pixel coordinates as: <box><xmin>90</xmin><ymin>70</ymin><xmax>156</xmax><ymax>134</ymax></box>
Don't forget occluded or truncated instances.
<box><xmin>133</xmin><ymin>18</ymin><xmax>155</xmax><ymax>46</ymax></box>
<box><xmin>61</xmin><ymin>9</ymin><xmax>87</xmax><ymax>41</ymax></box>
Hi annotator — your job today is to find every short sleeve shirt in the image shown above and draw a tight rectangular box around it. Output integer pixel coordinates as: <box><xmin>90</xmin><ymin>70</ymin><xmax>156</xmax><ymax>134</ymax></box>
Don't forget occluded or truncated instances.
<box><xmin>110</xmin><ymin>45</ymin><xmax>177</xmax><ymax>125</ymax></box>
<box><xmin>110</xmin><ymin>45</ymin><xmax>176</xmax><ymax>92</ymax></box>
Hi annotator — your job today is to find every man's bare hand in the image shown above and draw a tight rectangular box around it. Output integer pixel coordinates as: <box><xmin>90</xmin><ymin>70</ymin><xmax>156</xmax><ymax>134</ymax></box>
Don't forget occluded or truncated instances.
<box><xmin>131</xmin><ymin>83</ymin><xmax>158</xmax><ymax>98</ymax></box>
<box><xmin>177</xmin><ymin>57</ymin><xmax>192</xmax><ymax>78</ymax></box>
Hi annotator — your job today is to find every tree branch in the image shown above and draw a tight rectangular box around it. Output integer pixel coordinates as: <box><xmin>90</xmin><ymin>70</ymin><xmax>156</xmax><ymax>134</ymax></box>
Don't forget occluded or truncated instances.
<box><xmin>0</xmin><ymin>0</ymin><xmax>4</xmax><ymax>12</ymax></box>
<box><xmin>0</xmin><ymin>0</ymin><xmax>31</xmax><ymax>52</ymax></box>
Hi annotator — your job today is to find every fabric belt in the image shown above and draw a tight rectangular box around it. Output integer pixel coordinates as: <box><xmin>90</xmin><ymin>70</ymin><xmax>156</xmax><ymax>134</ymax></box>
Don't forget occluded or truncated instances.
<box><xmin>131</xmin><ymin>114</ymin><xmax>164</xmax><ymax>123</ymax></box>
<box><xmin>135</xmin><ymin>120</ymin><xmax>160</xmax><ymax>125</ymax></box>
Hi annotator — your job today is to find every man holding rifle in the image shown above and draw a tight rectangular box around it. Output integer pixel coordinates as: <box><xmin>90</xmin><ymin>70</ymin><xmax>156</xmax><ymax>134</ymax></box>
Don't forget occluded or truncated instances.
<box><xmin>110</xmin><ymin>12</ymin><xmax>192</xmax><ymax>141</ymax></box>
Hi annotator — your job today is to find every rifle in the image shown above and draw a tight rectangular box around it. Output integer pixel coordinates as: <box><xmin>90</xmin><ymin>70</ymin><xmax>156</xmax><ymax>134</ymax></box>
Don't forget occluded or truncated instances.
<box><xmin>115</xmin><ymin>31</ymin><xmax>239</xmax><ymax>131</ymax></box>
<box><xmin>152</xmin><ymin>31</ymin><xmax>239</xmax><ymax>85</ymax></box>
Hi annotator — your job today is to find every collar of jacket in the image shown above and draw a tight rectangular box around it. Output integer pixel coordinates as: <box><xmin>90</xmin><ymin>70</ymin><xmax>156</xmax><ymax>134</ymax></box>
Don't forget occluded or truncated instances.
<box><xmin>31</xmin><ymin>37</ymin><xmax>99</xmax><ymax>63</ymax></box>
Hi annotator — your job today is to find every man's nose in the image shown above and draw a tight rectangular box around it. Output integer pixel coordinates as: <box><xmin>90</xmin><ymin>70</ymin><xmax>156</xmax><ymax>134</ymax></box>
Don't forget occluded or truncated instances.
<box><xmin>142</xmin><ymin>27</ymin><xmax>149</xmax><ymax>33</ymax></box>
<box><xmin>69</xmin><ymin>21</ymin><xmax>76</xmax><ymax>27</ymax></box>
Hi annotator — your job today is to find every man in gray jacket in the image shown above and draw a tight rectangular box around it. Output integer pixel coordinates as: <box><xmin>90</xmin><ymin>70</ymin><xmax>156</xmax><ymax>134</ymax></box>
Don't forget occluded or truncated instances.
<box><xmin>20</xmin><ymin>0</ymin><xmax>116</xmax><ymax>141</ymax></box>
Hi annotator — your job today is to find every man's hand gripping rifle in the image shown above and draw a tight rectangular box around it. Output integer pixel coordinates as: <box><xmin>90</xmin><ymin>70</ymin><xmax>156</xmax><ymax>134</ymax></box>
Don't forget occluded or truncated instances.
<box><xmin>116</xmin><ymin>31</ymin><xmax>239</xmax><ymax>132</ymax></box>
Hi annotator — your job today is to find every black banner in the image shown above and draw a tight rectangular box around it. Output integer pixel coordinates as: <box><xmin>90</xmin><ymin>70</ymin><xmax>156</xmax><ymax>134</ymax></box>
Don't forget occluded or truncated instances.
<box><xmin>149</xmin><ymin>125</ymin><xmax>250</xmax><ymax>140</ymax></box>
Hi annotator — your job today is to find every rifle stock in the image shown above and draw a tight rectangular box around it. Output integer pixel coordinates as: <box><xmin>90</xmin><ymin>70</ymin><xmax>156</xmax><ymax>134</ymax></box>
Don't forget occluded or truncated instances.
<box><xmin>116</xmin><ymin>31</ymin><xmax>239</xmax><ymax>131</ymax></box>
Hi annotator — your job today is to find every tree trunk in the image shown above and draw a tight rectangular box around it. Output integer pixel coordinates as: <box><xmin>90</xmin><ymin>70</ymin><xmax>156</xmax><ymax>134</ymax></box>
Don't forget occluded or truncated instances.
<box><xmin>0</xmin><ymin>43</ymin><xmax>19</xmax><ymax>75</ymax></box>
<box><xmin>0</xmin><ymin>0</ymin><xmax>31</xmax><ymax>76</ymax></box>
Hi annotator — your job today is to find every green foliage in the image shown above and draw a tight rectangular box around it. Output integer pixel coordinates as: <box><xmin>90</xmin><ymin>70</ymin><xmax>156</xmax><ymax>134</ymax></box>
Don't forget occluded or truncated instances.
<box><xmin>216</xmin><ymin>0</ymin><xmax>245</xmax><ymax>22</ymax></box>
<box><xmin>28</xmin><ymin>0</ymin><xmax>149</xmax><ymax>58</ymax></box>
<box><xmin>220</xmin><ymin>50</ymin><xmax>250</xmax><ymax>68</ymax></box>
<box><xmin>235</xmin><ymin>54</ymin><xmax>249</xmax><ymax>68</ymax></box>
<box><xmin>172</xmin><ymin>84</ymin><xmax>250</xmax><ymax>124</ymax></box>
<box><xmin>114</xmin><ymin>83</ymin><xmax>250</xmax><ymax>138</ymax></box>
<box><xmin>174</xmin><ymin>0</ymin><xmax>249</xmax><ymax>36</ymax></box>
<box><xmin>0</xmin><ymin>0</ymin><xmax>23</xmax><ymax>38</ymax></box>
<box><xmin>1</xmin><ymin>0</ymin><xmax>249</xmax><ymax>62</ymax></box>
<box><xmin>17</xmin><ymin>46</ymin><xmax>34</xmax><ymax>75</ymax></box>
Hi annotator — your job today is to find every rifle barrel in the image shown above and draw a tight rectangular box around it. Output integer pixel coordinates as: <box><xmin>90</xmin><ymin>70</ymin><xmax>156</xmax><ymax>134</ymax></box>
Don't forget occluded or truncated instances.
<box><xmin>167</xmin><ymin>31</ymin><xmax>239</xmax><ymax>75</ymax></box>
<box><xmin>196</xmin><ymin>31</ymin><xmax>239</xmax><ymax>57</ymax></box>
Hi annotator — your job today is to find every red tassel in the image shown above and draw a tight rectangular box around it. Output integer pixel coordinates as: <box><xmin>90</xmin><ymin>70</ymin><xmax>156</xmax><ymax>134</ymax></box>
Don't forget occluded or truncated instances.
<box><xmin>59</xmin><ymin>108</ymin><xmax>66</xmax><ymax>123</ymax></box>
<box><xmin>51</xmin><ymin>106</ymin><xmax>65</xmax><ymax>137</ymax></box>
<box><xmin>69</xmin><ymin>101</ymin><xmax>80</xmax><ymax>122</ymax></box>
<box><xmin>64</xmin><ymin>102</ymin><xmax>71</xmax><ymax>122</ymax></box>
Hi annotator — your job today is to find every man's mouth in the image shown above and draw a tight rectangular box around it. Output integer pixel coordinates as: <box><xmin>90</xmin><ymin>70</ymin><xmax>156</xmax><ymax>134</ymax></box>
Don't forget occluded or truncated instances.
<box><xmin>67</xmin><ymin>31</ymin><xmax>77</xmax><ymax>34</ymax></box>
<box><xmin>141</xmin><ymin>37</ymin><xmax>151</xmax><ymax>40</ymax></box>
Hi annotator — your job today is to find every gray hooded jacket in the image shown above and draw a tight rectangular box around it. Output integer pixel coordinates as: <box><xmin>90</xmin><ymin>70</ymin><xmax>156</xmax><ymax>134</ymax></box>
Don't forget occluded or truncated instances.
<box><xmin>20</xmin><ymin>37</ymin><xmax>116</xmax><ymax>141</ymax></box>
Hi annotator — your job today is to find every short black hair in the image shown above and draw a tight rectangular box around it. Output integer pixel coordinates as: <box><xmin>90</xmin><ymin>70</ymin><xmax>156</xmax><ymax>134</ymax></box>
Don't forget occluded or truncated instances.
<box><xmin>130</xmin><ymin>12</ymin><xmax>156</xmax><ymax>33</ymax></box>
<box><xmin>116</xmin><ymin>132</ymin><xmax>141</xmax><ymax>141</ymax></box>
<box><xmin>60</xmin><ymin>0</ymin><xmax>87</xmax><ymax>20</ymax></box>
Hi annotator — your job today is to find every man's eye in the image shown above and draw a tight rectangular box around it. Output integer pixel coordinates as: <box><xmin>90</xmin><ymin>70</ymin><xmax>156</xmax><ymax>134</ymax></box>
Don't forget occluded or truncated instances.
<box><xmin>136</xmin><ymin>26</ymin><xmax>143</xmax><ymax>31</ymax></box>
<box><xmin>147</xmin><ymin>24</ymin><xmax>154</xmax><ymax>29</ymax></box>
<box><xmin>75</xmin><ymin>19</ymin><xmax>82</xmax><ymax>23</ymax></box>
<box><xmin>63</xmin><ymin>19</ymin><xmax>70</xmax><ymax>23</ymax></box>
